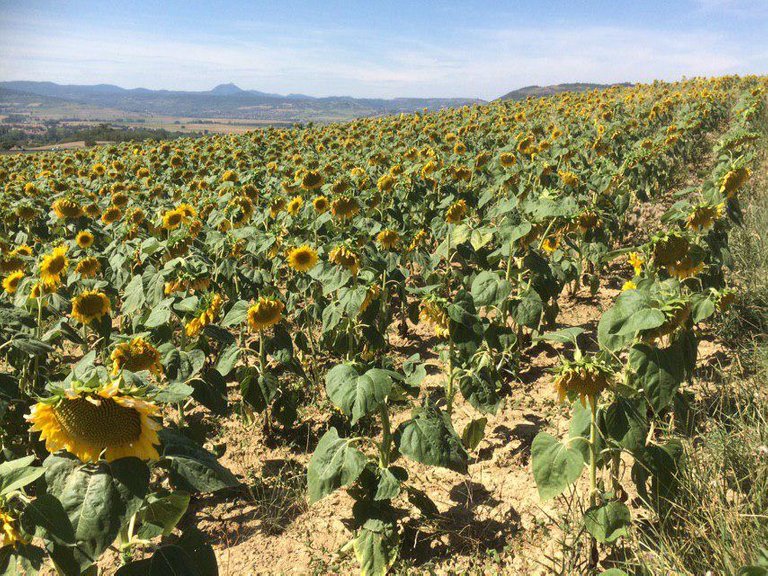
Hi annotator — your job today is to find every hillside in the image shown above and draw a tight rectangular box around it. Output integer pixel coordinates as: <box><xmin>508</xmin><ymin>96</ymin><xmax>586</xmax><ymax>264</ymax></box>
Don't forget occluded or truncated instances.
<box><xmin>498</xmin><ymin>82</ymin><xmax>632</xmax><ymax>101</ymax></box>
<box><xmin>0</xmin><ymin>81</ymin><xmax>484</xmax><ymax>122</ymax></box>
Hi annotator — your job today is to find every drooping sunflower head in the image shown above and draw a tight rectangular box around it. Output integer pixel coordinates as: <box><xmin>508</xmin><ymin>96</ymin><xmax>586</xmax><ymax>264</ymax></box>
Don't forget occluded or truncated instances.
<box><xmin>75</xmin><ymin>230</ymin><xmax>95</xmax><ymax>249</ymax></box>
<box><xmin>686</xmin><ymin>203</ymin><xmax>724</xmax><ymax>232</ymax></box>
<box><xmin>445</xmin><ymin>199</ymin><xmax>468</xmax><ymax>224</ymax></box>
<box><xmin>301</xmin><ymin>170</ymin><xmax>324</xmax><ymax>191</ymax></box>
<box><xmin>419</xmin><ymin>299</ymin><xmax>450</xmax><ymax>339</ymax></box>
<box><xmin>328</xmin><ymin>245</ymin><xmax>360</xmax><ymax>276</ymax></box>
<box><xmin>75</xmin><ymin>256</ymin><xmax>101</xmax><ymax>279</ymax></box>
<box><xmin>71</xmin><ymin>290</ymin><xmax>111</xmax><ymax>325</ymax></box>
<box><xmin>553</xmin><ymin>356</ymin><xmax>613</xmax><ymax>406</ymax></box>
<box><xmin>111</xmin><ymin>337</ymin><xmax>163</xmax><ymax>376</ymax></box>
<box><xmin>52</xmin><ymin>198</ymin><xmax>84</xmax><ymax>220</ymax></box>
<box><xmin>2</xmin><ymin>270</ymin><xmax>23</xmax><ymax>294</ymax></box>
<box><xmin>720</xmin><ymin>166</ymin><xmax>750</xmax><ymax>198</ymax></box>
<box><xmin>247</xmin><ymin>297</ymin><xmax>284</xmax><ymax>333</ymax></box>
<box><xmin>376</xmin><ymin>229</ymin><xmax>400</xmax><ymax>251</ymax></box>
<box><xmin>330</xmin><ymin>196</ymin><xmax>360</xmax><ymax>220</ymax></box>
<box><xmin>652</xmin><ymin>232</ymin><xmax>690</xmax><ymax>268</ymax></box>
<box><xmin>101</xmin><ymin>205</ymin><xmax>122</xmax><ymax>225</ymax></box>
<box><xmin>26</xmin><ymin>380</ymin><xmax>161</xmax><ymax>463</ymax></box>
<box><xmin>499</xmin><ymin>152</ymin><xmax>517</xmax><ymax>168</ymax></box>
<box><xmin>287</xmin><ymin>245</ymin><xmax>319</xmax><ymax>273</ymax></box>
<box><xmin>39</xmin><ymin>245</ymin><xmax>69</xmax><ymax>288</ymax></box>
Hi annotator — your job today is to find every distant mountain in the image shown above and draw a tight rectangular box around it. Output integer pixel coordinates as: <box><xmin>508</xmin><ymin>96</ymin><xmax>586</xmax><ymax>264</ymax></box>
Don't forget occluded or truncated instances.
<box><xmin>0</xmin><ymin>81</ymin><xmax>484</xmax><ymax>122</ymax></box>
<box><xmin>498</xmin><ymin>82</ymin><xmax>632</xmax><ymax>101</ymax></box>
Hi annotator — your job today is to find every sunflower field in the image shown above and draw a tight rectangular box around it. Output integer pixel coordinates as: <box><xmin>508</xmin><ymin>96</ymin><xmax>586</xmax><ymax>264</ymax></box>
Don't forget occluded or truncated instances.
<box><xmin>0</xmin><ymin>75</ymin><xmax>765</xmax><ymax>575</ymax></box>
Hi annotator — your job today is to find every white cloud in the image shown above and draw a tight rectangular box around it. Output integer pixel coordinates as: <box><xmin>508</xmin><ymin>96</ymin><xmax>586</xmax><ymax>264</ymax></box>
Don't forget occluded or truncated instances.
<box><xmin>0</xmin><ymin>12</ymin><xmax>765</xmax><ymax>99</ymax></box>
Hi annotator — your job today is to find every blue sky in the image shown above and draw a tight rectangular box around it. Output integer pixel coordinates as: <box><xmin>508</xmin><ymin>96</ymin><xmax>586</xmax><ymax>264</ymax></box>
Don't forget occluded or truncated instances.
<box><xmin>0</xmin><ymin>0</ymin><xmax>766</xmax><ymax>99</ymax></box>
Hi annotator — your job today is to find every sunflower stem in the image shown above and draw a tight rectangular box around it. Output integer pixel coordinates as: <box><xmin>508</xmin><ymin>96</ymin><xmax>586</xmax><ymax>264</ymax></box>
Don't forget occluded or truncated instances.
<box><xmin>446</xmin><ymin>339</ymin><xmax>455</xmax><ymax>415</ymax></box>
<box><xmin>378</xmin><ymin>403</ymin><xmax>392</xmax><ymax>468</ymax></box>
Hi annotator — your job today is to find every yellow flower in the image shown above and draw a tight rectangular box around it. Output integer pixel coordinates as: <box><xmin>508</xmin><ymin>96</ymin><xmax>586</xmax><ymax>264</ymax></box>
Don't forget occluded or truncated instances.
<box><xmin>52</xmin><ymin>198</ymin><xmax>83</xmax><ymax>220</ymax></box>
<box><xmin>2</xmin><ymin>270</ymin><xmax>23</xmax><ymax>294</ymax></box>
<box><xmin>627</xmin><ymin>252</ymin><xmax>645</xmax><ymax>275</ymax></box>
<box><xmin>101</xmin><ymin>205</ymin><xmax>122</xmax><ymax>225</ymax></box>
<box><xmin>71</xmin><ymin>290</ymin><xmax>111</xmax><ymax>325</ymax></box>
<box><xmin>542</xmin><ymin>236</ymin><xmax>560</xmax><ymax>253</ymax></box>
<box><xmin>76</xmin><ymin>230</ymin><xmax>94</xmax><ymax>249</ymax></box>
<box><xmin>554</xmin><ymin>362</ymin><xmax>612</xmax><ymax>406</ymax></box>
<box><xmin>313</xmin><ymin>195</ymin><xmax>330</xmax><ymax>213</ymax></box>
<box><xmin>111</xmin><ymin>337</ymin><xmax>163</xmax><ymax>376</ymax></box>
<box><xmin>287</xmin><ymin>245</ymin><xmax>319</xmax><ymax>272</ymax></box>
<box><xmin>27</xmin><ymin>381</ymin><xmax>161</xmax><ymax>463</ymax></box>
<box><xmin>377</xmin><ymin>174</ymin><xmax>395</xmax><ymax>193</ymax></box>
<box><xmin>621</xmin><ymin>280</ymin><xmax>637</xmax><ymax>291</ymax></box>
<box><xmin>177</xmin><ymin>202</ymin><xmax>197</xmax><ymax>220</ymax></box>
<box><xmin>39</xmin><ymin>245</ymin><xmax>69</xmax><ymax>288</ymax></box>
<box><xmin>720</xmin><ymin>167</ymin><xmax>750</xmax><ymax>198</ymax></box>
<box><xmin>499</xmin><ymin>152</ymin><xmax>516</xmax><ymax>168</ymax></box>
<box><xmin>287</xmin><ymin>195</ymin><xmax>304</xmax><ymax>216</ymax></box>
<box><xmin>419</xmin><ymin>300</ymin><xmax>449</xmax><ymax>339</ymax></box>
<box><xmin>186</xmin><ymin>293</ymin><xmax>224</xmax><ymax>337</ymax></box>
<box><xmin>247</xmin><ymin>297</ymin><xmax>284</xmax><ymax>332</ymax></box>
<box><xmin>301</xmin><ymin>170</ymin><xmax>324</xmax><ymax>191</ymax></box>
<box><xmin>558</xmin><ymin>170</ymin><xmax>579</xmax><ymax>187</ymax></box>
<box><xmin>329</xmin><ymin>246</ymin><xmax>360</xmax><ymax>276</ymax></box>
<box><xmin>376</xmin><ymin>229</ymin><xmax>400</xmax><ymax>250</ymax></box>
<box><xmin>445</xmin><ymin>199</ymin><xmax>467</xmax><ymax>224</ymax></box>
<box><xmin>330</xmin><ymin>196</ymin><xmax>360</xmax><ymax>220</ymax></box>
<box><xmin>0</xmin><ymin>508</ymin><xmax>26</xmax><ymax>547</ymax></box>
<box><xmin>162</xmin><ymin>208</ymin><xmax>184</xmax><ymax>230</ymax></box>
<box><xmin>75</xmin><ymin>257</ymin><xmax>101</xmax><ymax>278</ymax></box>
<box><xmin>360</xmin><ymin>284</ymin><xmax>381</xmax><ymax>314</ymax></box>
<box><xmin>686</xmin><ymin>203</ymin><xmax>724</xmax><ymax>232</ymax></box>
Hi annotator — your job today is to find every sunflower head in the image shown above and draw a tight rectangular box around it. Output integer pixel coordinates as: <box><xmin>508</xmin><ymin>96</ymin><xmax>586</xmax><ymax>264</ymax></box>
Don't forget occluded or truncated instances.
<box><xmin>330</xmin><ymin>196</ymin><xmax>360</xmax><ymax>220</ymax></box>
<box><xmin>2</xmin><ymin>270</ymin><xmax>23</xmax><ymax>294</ymax></box>
<box><xmin>101</xmin><ymin>205</ymin><xmax>122</xmax><ymax>225</ymax></box>
<box><xmin>26</xmin><ymin>379</ymin><xmax>161</xmax><ymax>463</ymax></box>
<box><xmin>287</xmin><ymin>245</ymin><xmax>319</xmax><ymax>273</ymax></box>
<box><xmin>445</xmin><ymin>199</ymin><xmax>468</xmax><ymax>224</ymax></box>
<box><xmin>76</xmin><ymin>230</ymin><xmax>95</xmax><ymax>249</ymax></box>
<box><xmin>686</xmin><ymin>203</ymin><xmax>724</xmax><ymax>232</ymax></box>
<box><xmin>376</xmin><ymin>229</ymin><xmax>400</xmax><ymax>250</ymax></box>
<box><xmin>71</xmin><ymin>290</ymin><xmax>111</xmax><ymax>325</ymax></box>
<box><xmin>111</xmin><ymin>337</ymin><xmax>163</xmax><ymax>376</ymax></box>
<box><xmin>162</xmin><ymin>208</ymin><xmax>184</xmax><ymax>230</ymax></box>
<box><xmin>0</xmin><ymin>507</ymin><xmax>26</xmax><ymax>548</ymax></box>
<box><xmin>328</xmin><ymin>245</ymin><xmax>360</xmax><ymax>276</ymax></box>
<box><xmin>287</xmin><ymin>195</ymin><xmax>304</xmax><ymax>216</ymax></box>
<box><xmin>553</xmin><ymin>356</ymin><xmax>613</xmax><ymax>406</ymax></box>
<box><xmin>419</xmin><ymin>299</ymin><xmax>450</xmax><ymax>339</ymax></box>
<box><xmin>312</xmin><ymin>195</ymin><xmax>330</xmax><ymax>213</ymax></box>
<box><xmin>39</xmin><ymin>245</ymin><xmax>69</xmax><ymax>288</ymax></box>
<box><xmin>52</xmin><ymin>198</ymin><xmax>84</xmax><ymax>220</ymax></box>
<box><xmin>301</xmin><ymin>170</ymin><xmax>324</xmax><ymax>191</ymax></box>
<box><xmin>75</xmin><ymin>257</ymin><xmax>101</xmax><ymax>279</ymax></box>
<box><xmin>247</xmin><ymin>297</ymin><xmax>284</xmax><ymax>333</ymax></box>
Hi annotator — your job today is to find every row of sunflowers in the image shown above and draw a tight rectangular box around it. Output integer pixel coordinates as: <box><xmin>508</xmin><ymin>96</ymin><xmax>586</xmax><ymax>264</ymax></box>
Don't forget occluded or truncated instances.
<box><xmin>0</xmin><ymin>75</ymin><xmax>764</xmax><ymax>575</ymax></box>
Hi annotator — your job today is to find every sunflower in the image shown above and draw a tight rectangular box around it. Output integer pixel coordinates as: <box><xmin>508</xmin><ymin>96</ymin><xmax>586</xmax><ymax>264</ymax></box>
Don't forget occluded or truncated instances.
<box><xmin>26</xmin><ymin>381</ymin><xmax>161</xmax><ymax>463</ymax></box>
<box><xmin>247</xmin><ymin>297</ymin><xmax>284</xmax><ymax>333</ymax></box>
<box><xmin>185</xmin><ymin>293</ymin><xmax>224</xmax><ymax>337</ymax></box>
<box><xmin>445</xmin><ymin>199</ymin><xmax>467</xmax><ymax>224</ymax></box>
<box><xmin>419</xmin><ymin>300</ymin><xmax>450</xmax><ymax>339</ymax></box>
<box><xmin>39</xmin><ymin>245</ymin><xmax>69</xmax><ymax>288</ymax></box>
<box><xmin>331</xmin><ymin>196</ymin><xmax>360</xmax><ymax>220</ymax></box>
<box><xmin>76</xmin><ymin>230</ymin><xmax>95</xmax><ymax>249</ymax></box>
<box><xmin>554</xmin><ymin>359</ymin><xmax>613</xmax><ymax>406</ymax></box>
<box><xmin>162</xmin><ymin>208</ymin><xmax>184</xmax><ymax>230</ymax></box>
<box><xmin>301</xmin><ymin>170</ymin><xmax>324</xmax><ymax>191</ymax></box>
<box><xmin>75</xmin><ymin>257</ymin><xmax>101</xmax><ymax>278</ymax></box>
<box><xmin>627</xmin><ymin>252</ymin><xmax>645</xmax><ymax>275</ymax></box>
<box><xmin>269</xmin><ymin>198</ymin><xmax>286</xmax><ymax>218</ymax></box>
<box><xmin>542</xmin><ymin>235</ymin><xmax>560</xmax><ymax>253</ymax></box>
<box><xmin>376</xmin><ymin>229</ymin><xmax>400</xmax><ymax>250</ymax></box>
<box><xmin>360</xmin><ymin>284</ymin><xmax>381</xmax><ymax>314</ymax></box>
<box><xmin>407</xmin><ymin>230</ymin><xmax>429</xmax><ymax>252</ymax></box>
<box><xmin>0</xmin><ymin>508</ymin><xmax>26</xmax><ymax>547</ymax></box>
<box><xmin>377</xmin><ymin>174</ymin><xmax>395</xmax><ymax>193</ymax></box>
<box><xmin>329</xmin><ymin>246</ymin><xmax>360</xmax><ymax>276</ymax></box>
<box><xmin>287</xmin><ymin>195</ymin><xmax>304</xmax><ymax>216</ymax></box>
<box><xmin>71</xmin><ymin>290</ymin><xmax>111</xmax><ymax>325</ymax></box>
<box><xmin>621</xmin><ymin>280</ymin><xmax>637</xmax><ymax>291</ymax></box>
<box><xmin>559</xmin><ymin>171</ymin><xmax>579</xmax><ymax>187</ymax></box>
<box><xmin>499</xmin><ymin>152</ymin><xmax>516</xmax><ymax>168</ymax></box>
<box><xmin>720</xmin><ymin>167</ymin><xmax>750</xmax><ymax>198</ymax></box>
<box><xmin>2</xmin><ymin>270</ymin><xmax>23</xmax><ymax>294</ymax></box>
<box><xmin>313</xmin><ymin>195</ymin><xmax>330</xmax><ymax>213</ymax></box>
<box><xmin>177</xmin><ymin>202</ymin><xmax>197</xmax><ymax>220</ymax></box>
<box><xmin>686</xmin><ymin>203</ymin><xmax>724</xmax><ymax>232</ymax></box>
<box><xmin>287</xmin><ymin>245</ymin><xmax>319</xmax><ymax>272</ymax></box>
<box><xmin>101</xmin><ymin>205</ymin><xmax>122</xmax><ymax>225</ymax></box>
<box><xmin>52</xmin><ymin>198</ymin><xmax>84</xmax><ymax>220</ymax></box>
<box><xmin>111</xmin><ymin>337</ymin><xmax>163</xmax><ymax>376</ymax></box>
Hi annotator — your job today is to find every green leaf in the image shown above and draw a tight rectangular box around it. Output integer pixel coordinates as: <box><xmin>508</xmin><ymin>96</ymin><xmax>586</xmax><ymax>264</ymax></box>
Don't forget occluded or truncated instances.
<box><xmin>159</xmin><ymin>429</ymin><xmax>239</xmax><ymax>493</ymax></box>
<box><xmin>215</xmin><ymin>343</ymin><xmax>240</xmax><ymax>377</ymax></box>
<box><xmin>43</xmin><ymin>455</ymin><xmax>150</xmax><ymax>568</ymax></box>
<box><xmin>20</xmin><ymin>493</ymin><xmax>76</xmax><ymax>546</ymax></box>
<box><xmin>583</xmin><ymin>501</ymin><xmax>631</xmax><ymax>543</ymax></box>
<box><xmin>629</xmin><ymin>343</ymin><xmax>685</xmax><ymax>413</ymax></box>
<box><xmin>0</xmin><ymin>544</ymin><xmax>45</xmax><ymax>576</ymax></box>
<box><xmin>307</xmin><ymin>428</ymin><xmax>368</xmax><ymax>503</ymax></box>
<box><xmin>531</xmin><ymin>432</ymin><xmax>584</xmax><ymax>500</ymax></box>
<box><xmin>325</xmin><ymin>364</ymin><xmax>394</xmax><ymax>425</ymax></box>
<box><xmin>471</xmin><ymin>271</ymin><xmax>512</xmax><ymax>308</ymax></box>
<box><xmin>535</xmin><ymin>327</ymin><xmax>584</xmax><ymax>345</ymax></box>
<box><xmin>137</xmin><ymin>491</ymin><xmax>190</xmax><ymax>539</ymax></box>
<box><xmin>396</xmin><ymin>402</ymin><xmax>468</xmax><ymax>473</ymax></box>
<box><xmin>600</xmin><ymin>396</ymin><xmax>648</xmax><ymax>452</ymax></box>
<box><xmin>144</xmin><ymin>304</ymin><xmax>171</xmax><ymax>328</ymax></box>
<box><xmin>221</xmin><ymin>300</ymin><xmax>249</xmax><ymax>327</ymax></box>
<box><xmin>598</xmin><ymin>290</ymin><xmax>664</xmax><ymax>352</ymax></box>
<box><xmin>461</xmin><ymin>418</ymin><xmax>487</xmax><ymax>451</ymax></box>
<box><xmin>511</xmin><ymin>288</ymin><xmax>543</xmax><ymax>329</ymax></box>
<box><xmin>353</xmin><ymin>518</ymin><xmax>399</xmax><ymax>576</ymax></box>
<box><xmin>374</xmin><ymin>467</ymin><xmax>406</xmax><ymax>502</ymax></box>
<box><xmin>0</xmin><ymin>456</ymin><xmax>45</xmax><ymax>497</ymax></box>
<box><xmin>121</xmin><ymin>275</ymin><xmax>145</xmax><ymax>316</ymax></box>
